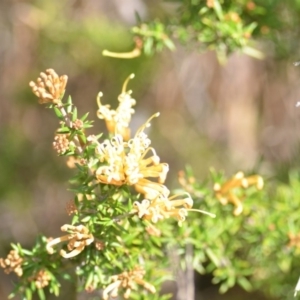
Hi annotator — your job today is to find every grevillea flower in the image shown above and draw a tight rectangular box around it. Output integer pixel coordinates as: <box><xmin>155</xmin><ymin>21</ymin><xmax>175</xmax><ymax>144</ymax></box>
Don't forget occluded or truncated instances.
<box><xmin>53</xmin><ymin>133</ymin><xmax>70</xmax><ymax>154</ymax></box>
<box><xmin>102</xmin><ymin>265</ymin><xmax>155</xmax><ymax>300</ymax></box>
<box><xmin>0</xmin><ymin>250</ymin><xmax>23</xmax><ymax>277</ymax></box>
<box><xmin>29</xmin><ymin>69</ymin><xmax>68</xmax><ymax>104</ymax></box>
<box><xmin>46</xmin><ymin>224</ymin><xmax>94</xmax><ymax>258</ymax></box>
<box><xmin>29</xmin><ymin>269</ymin><xmax>51</xmax><ymax>289</ymax></box>
<box><xmin>95</xmin><ymin>114</ymin><xmax>170</xmax><ymax>200</ymax></box>
<box><xmin>96</xmin><ymin>74</ymin><xmax>136</xmax><ymax>140</ymax></box>
<box><xmin>133</xmin><ymin>193</ymin><xmax>215</xmax><ymax>225</ymax></box>
<box><xmin>214</xmin><ymin>171</ymin><xmax>264</xmax><ymax>216</ymax></box>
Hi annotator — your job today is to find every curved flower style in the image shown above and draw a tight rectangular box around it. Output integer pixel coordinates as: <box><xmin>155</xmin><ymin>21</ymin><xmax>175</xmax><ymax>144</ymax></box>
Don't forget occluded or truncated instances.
<box><xmin>95</xmin><ymin>114</ymin><xmax>170</xmax><ymax>200</ymax></box>
<box><xmin>29</xmin><ymin>69</ymin><xmax>68</xmax><ymax>104</ymax></box>
<box><xmin>46</xmin><ymin>224</ymin><xmax>94</xmax><ymax>258</ymax></box>
<box><xmin>214</xmin><ymin>171</ymin><xmax>264</xmax><ymax>216</ymax></box>
<box><xmin>102</xmin><ymin>265</ymin><xmax>155</xmax><ymax>300</ymax></box>
<box><xmin>102</xmin><ymin>37</ymin><xmax>143</xmax><ymax>59</ymax></box>
<box><xmin>96</xmin><ymin>74</ymin><xmax>136</xmax><ymax>140</ymax></box>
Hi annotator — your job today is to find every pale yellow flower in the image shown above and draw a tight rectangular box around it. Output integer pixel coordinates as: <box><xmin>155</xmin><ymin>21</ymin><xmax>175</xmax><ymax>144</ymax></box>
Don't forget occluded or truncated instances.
<box><xmin>46</xmin><ymin>224</ymin><xmax>94</xmax><ymax>258</ymax></box>
<box><xmin>29</xmin><ymin>69</ymin><xmax>68</xmax><ymax>104</ymax></box>
<box><xmin>133</xmin><ymin>193</ymin><xmax>214</xmax><ymax>224</ymax></box>
<box><xmin>214</xmin><ymin>171</ymin><xmax>264</xmax><ymax>216</ymax></box>
<box><xmin>96</xmin><ymin>74</ymin><xmax>136</xmax><ymax>140</ymax></box>
<box><xmin>102</xmin><ymin>265</ymin><xmax>155</xmax><ymax>300</ymax></box>
<box><xmin>95</xmin><ymin>114</ymin><xmax>170</xmax><ymax>199</ymax></box>
<box><xmin>96</xmin><ymin>135</ymin><xmax>127</xmax><ymax>186</ymax></box>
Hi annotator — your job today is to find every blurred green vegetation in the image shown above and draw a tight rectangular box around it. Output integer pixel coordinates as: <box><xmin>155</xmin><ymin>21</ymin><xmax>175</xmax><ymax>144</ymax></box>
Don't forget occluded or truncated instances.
<box><xmin>176</xmin><ymin>168</ymin><xmax>300</xmax><ymax>300</ymax></box>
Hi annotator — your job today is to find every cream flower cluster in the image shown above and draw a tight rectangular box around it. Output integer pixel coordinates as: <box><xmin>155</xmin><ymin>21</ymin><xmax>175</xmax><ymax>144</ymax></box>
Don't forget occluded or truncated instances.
<box><xmin>102</xmin><ymin>265</ymin><xmax>155</xmax><ymax>300</ymax></box>
<box><xmin>29</xmin><ymin>269</ymin><xmax>51</xmax><ymax>289</ymax></box>
<box><xmin>96</xmin><ymin>74</ymin><xmax>136</xmax><ymax>141</ymax></box>
<box><xmin>214</xmin><ymin>171</ymin><xmax>264</xmax><ymax>216</ymax></box>
<box><xmin>95</xmin><ymin>114</ymin><xmax>169</xmax><ymax>200</ymax></box>
<box><xmin>92</xmin><ymin>76</ymin><xmax>215</xmax><ymax>224</ymax></box>
<box><xmin>29</xmin><ymin>69</ymin><xmax>68</xmax><ymax>104</ymax></box>
<box><xmin>133</xmin><ymin>193</ymin><xmax>193</xmax><ymax>224</ymax></box>
<box><xmin>46</xmin><ymin>224</ymin><xmax>94</xmax><ymax>258</ymax></box>
<box><xmin>0</xmin><ymin>250</ymin><xmax>23</xmax><ymax>277</ymax></box>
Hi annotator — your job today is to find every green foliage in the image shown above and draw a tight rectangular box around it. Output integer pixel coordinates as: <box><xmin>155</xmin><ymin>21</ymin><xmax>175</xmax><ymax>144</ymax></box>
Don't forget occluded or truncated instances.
<box><xmin>2</xmin><ymin>69</ymin><xmax>194</xmax><ymax>300</ymax></box>
<box><xmin>5</xmin><ymin>68</ymin><xmax>300</xmax><ymax>299</ymax></box>
<box><xmin>176</xmin><ymin>167</ymin><xmax>300</xmax><ymax>299</ymax></box>
<box><xmin>3</xmin><ymin>67</ymin><xmax>300</xmax><ymax>300</ymax></box>
<box><xmin>113</xmin><ymin>0</ymin><xmax>300</xmax><ymax>62</ymax></box>
<box><xmin>132</xmin><ymin>20</ymin><xmax>176</xmax><ymax>56</ymax></box>
<box><xmin>9</xmin><ymin>237</ymin><xmax>63</xmax><ymax>300</ymax></box>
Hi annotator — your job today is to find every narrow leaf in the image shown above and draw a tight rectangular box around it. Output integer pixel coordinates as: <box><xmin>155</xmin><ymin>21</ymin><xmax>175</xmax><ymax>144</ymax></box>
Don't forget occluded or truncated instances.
<box><xmin>81</xmin><ymin>112</ymin><xmax>89</xmax><ymax>121</ymax></box>
<box><xmin>72</xmin><ymin>107</ymin><xmax>78</xmax><ymax>122</ymax></box>
<box><xmin>213</xmin><ymin>0</ymin><xmax>224</xmax><ymax>20</ymax></box>
<box><xmin>53</xmin><ymin>107</ymin><xmax>63</xmax><ymax>119</ymax></box>
<box><xmin>37</xmin><ymin>287</ymin><xmax>46</xmax><ymax>300</ymax></box>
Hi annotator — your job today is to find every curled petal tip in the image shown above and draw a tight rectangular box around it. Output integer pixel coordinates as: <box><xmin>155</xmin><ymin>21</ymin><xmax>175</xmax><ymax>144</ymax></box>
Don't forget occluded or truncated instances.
<box><xmin>46</xmin><ymin>248</ymin><xmax>54</xmax><ymax>254</ymax></box>
<box><xmin>61</xmin><ymin>224</ymin><xmax>69</xmax><ymax>231</ymax></box>
<box><xmin>102</xmin><ymin>50</ymin><xmax>110</xmax><ymax>56</ymax></box>
<box><xmin>122</xmin><ymin>73</ymin><xmax>135</xmax><ymax>93</ymax></box>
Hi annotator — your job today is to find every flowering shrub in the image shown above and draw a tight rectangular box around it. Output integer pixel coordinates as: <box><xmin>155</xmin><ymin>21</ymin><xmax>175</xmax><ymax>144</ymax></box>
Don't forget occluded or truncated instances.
<box><xmin>1</xmin><ymin>69</ymin><xmax>213</xmax><ymax>300</ymax></box>
<box><xmin>177</xmin><ymin>168</ymin><xmax>300</xmax><ymax>299</ymax></box>
<box><xmin>3</xmin><ymin>1</ymin><xmax>300</xmax><ymax>300</ymax></box>
<box><xmin>102</xmin><ymin>0</ymin><xmax>290</xmax><ymax>62</ymax></box>
<box><xmin>2</xmin><ymin>69</ymin><xmax>300</xmax><ymax>300</ymax></box>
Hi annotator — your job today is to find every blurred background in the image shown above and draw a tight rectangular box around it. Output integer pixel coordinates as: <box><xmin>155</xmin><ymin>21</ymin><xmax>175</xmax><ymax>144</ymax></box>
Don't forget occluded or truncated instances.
<box><xmin>1</xmin><ymin>0</ymin><xmax>300</xmax><ymax>299</ymax></box>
